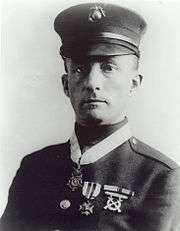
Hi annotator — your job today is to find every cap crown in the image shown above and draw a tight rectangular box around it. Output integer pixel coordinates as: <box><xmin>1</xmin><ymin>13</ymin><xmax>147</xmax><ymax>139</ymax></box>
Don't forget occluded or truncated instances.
<box><xmin>54</xmin><ymin>3</ymin><xmax>147</xmax><ymax>57</ymax></box>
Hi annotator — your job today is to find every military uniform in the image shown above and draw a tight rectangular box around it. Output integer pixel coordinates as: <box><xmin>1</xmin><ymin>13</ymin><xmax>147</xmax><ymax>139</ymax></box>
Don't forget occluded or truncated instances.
<box><xmin>1</xmin><ymin>3</ymin><xmax>180</xmax><ymax>231</ymax></box>
<box><xmin>1</xmin><ymin>121</ymin><xmax>180</xmax><ymax>231</ymax></box>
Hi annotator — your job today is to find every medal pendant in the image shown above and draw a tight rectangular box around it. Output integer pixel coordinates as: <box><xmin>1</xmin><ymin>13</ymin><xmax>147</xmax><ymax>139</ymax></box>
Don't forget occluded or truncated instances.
<box><xmin>67</xmin><ymin>167</ymin><xmax>83</xmax><ymax>191</ymax></box>
<box><xmin>104</xmin><ymin>191</ymin><xmax>128</xmax><ymax>213</ymax></box>
<box><xmin>79</xmin><ymin>181</ymin><xmax>101</xmax><ymax>216</ymax></box>
<box><xmin>79</xmin><ymin>200</ymin><xmax>94</xmax><ymax>216</ymax></box>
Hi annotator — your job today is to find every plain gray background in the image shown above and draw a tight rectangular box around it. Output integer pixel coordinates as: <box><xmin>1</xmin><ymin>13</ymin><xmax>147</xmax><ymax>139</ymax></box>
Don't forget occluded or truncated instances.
<box><xmin>1</xmin><ymin>0</ymin><xmax>180</xmax><ymax>216</ymax></box>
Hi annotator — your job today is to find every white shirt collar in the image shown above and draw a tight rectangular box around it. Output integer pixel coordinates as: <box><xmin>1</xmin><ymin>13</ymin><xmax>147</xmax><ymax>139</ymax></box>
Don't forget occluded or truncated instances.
<box><xmin>70</xmin><ymin>122</ymin><xmax>132</xmax><ymax>165</ymax></box>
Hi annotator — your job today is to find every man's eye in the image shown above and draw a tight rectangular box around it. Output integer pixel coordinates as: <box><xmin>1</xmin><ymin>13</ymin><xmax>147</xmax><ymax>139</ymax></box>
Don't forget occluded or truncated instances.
<box><xmin>73</xmin><ymin>66</ymin><xmax>85</xmax><ymax>74</ymax></box>
<box><xmin>102</xmin><ymin>63</ymin><xmax>118</xmax><ymax>73</ymax></box>
<box><xmin>75</xmin><ymin>68</ymin><xmax>82</xmax><ymax>73</ymax></box>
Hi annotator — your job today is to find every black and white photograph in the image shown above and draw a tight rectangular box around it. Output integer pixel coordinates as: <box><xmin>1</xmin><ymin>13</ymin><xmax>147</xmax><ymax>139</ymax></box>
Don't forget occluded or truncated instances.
<box><xmin>1</xmin><ymin>0</ymin><xmax>180</xmax><ymax>230</ymax></box>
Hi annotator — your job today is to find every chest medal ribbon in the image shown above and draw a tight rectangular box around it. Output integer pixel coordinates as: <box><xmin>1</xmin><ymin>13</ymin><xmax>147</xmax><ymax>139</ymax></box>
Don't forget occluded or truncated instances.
<box><xmin>79</xmin><ymin>181</ymin><xmax>101</xmax><ymax>216</ymax></box>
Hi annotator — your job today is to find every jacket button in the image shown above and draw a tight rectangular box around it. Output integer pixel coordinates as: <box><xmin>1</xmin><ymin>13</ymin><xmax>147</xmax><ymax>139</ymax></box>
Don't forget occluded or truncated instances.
<box><xmin>59</xmin><ymin>199</ymin><xmax>71</xmax><ymax>209</ymax></box>
<box><xmin>132</xmin><ymin>138</ymin><xmax>137</xmax><ymax>145</ymax></box>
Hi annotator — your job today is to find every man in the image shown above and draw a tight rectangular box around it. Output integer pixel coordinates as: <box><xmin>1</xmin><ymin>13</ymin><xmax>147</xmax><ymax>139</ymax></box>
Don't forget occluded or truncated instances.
<box><xmin>1</xmin><ymin>2</ymin><xmax>180</xmax><ymax>231</ymax></box>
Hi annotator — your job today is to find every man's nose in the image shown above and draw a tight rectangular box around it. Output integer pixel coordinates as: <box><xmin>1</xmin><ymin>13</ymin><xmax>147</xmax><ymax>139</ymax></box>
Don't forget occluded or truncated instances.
<box><xmin>84</xmin><ymin>64</ymin><xmax>103</xmax><ymax>91</ymax></box>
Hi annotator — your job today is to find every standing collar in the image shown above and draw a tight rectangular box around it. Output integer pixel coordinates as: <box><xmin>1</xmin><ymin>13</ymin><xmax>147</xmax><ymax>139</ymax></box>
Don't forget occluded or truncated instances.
<box><xmin>70</xmin><ymin>121</ymin><xmax>132</xmax><ymax>165</ymax></box>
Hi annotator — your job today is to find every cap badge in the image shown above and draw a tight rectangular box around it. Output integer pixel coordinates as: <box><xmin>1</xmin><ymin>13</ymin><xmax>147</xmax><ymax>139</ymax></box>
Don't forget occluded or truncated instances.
<box><xmin>88</xmin><ymin>6</ymin><xmax>106</xmax><ymax>22</ymax></box>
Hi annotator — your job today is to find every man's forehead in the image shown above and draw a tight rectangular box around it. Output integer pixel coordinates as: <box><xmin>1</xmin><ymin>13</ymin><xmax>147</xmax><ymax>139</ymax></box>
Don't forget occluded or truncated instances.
<box><xmin>66</xmin><ymin>54</ymin><xmax>138</xmax><ymax>64</ymax></box>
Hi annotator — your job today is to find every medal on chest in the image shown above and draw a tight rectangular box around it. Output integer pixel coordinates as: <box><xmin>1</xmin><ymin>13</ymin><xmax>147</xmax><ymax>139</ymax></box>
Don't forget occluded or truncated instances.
<box><xmin>67</xmin><ymin>125</ymin><xmax>134</xmax><ymax>213</ymax></box>
<box><xmin>79</xmin><ymin>181</ymin><xmax>101</xmax><ymax>216</ymax></box>
<box><xmin>103</xmin><ymin>185</ymin><xmax>135</xmax><ymax>213</ymax></box>
<box><xmin>67</xmin><ymin>165</ymin><xmax>83</xmax><ymax>191</ymax></box>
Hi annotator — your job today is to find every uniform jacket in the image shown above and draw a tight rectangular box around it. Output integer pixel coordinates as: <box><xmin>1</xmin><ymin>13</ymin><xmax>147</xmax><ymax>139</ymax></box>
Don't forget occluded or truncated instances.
<box><xmin>1</xmin><ymin>137</ymin><xmax>180</xmax><ymax>231</ymax></box>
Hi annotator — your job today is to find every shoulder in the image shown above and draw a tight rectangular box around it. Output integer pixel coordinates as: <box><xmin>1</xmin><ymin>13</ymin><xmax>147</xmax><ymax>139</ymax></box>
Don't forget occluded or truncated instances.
<box><xmin>20</xmin><ymin>141</ymin><xmax>70</xmax><ymax>168</ymax></box>
<box><xmin>128</xmin><ymin>137</ymin><xmax>179</xmax><ymax>170</ymax></box>
<box><xmin>8</xmin><ymin>141</ymin><xmax>71</xmax><ymax>189</ymax></box>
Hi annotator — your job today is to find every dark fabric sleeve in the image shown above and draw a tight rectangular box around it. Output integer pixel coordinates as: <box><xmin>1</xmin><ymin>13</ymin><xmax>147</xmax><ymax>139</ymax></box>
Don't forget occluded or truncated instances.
<box><xmin>144</xmin><ymin>167</ymin><xmax>180</xmax><ymax>231</ymax></box>
<box><xmin>159</xmin><ymin>168</ymin><xmax>180</xmax><ymax>231</ymax></box>
<box><xmin>0</xmin><ymin>157</ymin><xmax>28</xmax><ymax>231</ymax></box>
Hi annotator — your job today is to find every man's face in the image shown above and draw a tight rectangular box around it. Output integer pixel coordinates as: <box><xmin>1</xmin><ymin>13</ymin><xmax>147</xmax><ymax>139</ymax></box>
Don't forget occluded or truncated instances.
<box><xmin>62</xmin><ymin>55</ymin><xmax>140</xmax><ymax>126</ymax></box>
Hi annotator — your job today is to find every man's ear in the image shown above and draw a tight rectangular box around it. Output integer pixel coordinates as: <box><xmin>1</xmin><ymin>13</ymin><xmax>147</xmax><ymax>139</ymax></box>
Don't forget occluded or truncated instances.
<box><xmin>62</xmin><ymin>74</ymin><xmax>70</xmax><ymax>97</ymax></box>
<box><xmin>130</xmin><ymin>74</ymin><xmax>143</xmax><ymax>95</ymax></box>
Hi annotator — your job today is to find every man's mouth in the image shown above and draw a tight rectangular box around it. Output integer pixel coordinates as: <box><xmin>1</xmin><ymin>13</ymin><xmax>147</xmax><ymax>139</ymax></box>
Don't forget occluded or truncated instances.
<box><xmin>82</xmin><ymin>98</ymin><xmax>108</xmax><ymax>105</ymax></box>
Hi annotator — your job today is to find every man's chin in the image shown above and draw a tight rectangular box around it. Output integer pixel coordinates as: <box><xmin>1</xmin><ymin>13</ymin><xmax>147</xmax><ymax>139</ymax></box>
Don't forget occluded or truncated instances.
<box><xmin>79</xmin><ymin>113</ymin><xmax>105</xmax><ymax>126</ymax></box>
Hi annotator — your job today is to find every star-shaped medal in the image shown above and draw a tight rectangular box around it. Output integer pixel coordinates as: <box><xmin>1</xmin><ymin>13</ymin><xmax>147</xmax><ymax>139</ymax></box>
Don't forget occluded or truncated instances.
<box><xmin>79</xmin><ymin>201</ymin><xmax>94</xmax><ymax>216</ymax></box>
<box><xmin>67</xmin><ymin>167</ymin><xmax>83</xmax><ymax>191</ymax></box>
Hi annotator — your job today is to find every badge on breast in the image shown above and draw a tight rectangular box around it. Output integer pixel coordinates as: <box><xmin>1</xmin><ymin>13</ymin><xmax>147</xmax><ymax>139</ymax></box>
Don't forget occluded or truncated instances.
<box><xmin>103</xmin><ymin>185</ymin><xmax>135</xmax><ymax>213</ymax></box>
<box><xmin>79</xmin><ymin>181</ymin><xmax>101</xmax><ymax>215</ymax></box>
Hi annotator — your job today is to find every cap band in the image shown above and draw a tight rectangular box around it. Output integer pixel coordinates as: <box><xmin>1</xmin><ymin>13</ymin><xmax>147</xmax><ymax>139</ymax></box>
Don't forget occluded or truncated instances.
<box><xmin>60</xmin><ymin>38</ymin><xmax>140</xmax><ymax>58</ymax></box>
<box><xmin>95</xmin><ymin>32</ymin><xmax>138</xmax><ymax>47</ymax></box>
